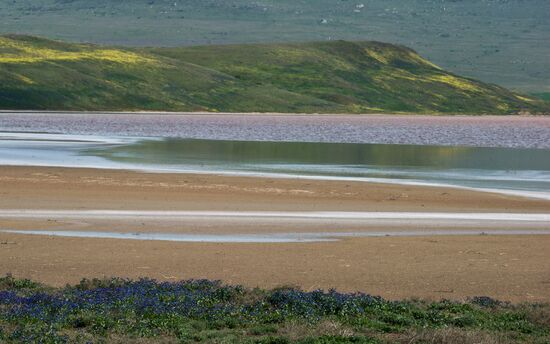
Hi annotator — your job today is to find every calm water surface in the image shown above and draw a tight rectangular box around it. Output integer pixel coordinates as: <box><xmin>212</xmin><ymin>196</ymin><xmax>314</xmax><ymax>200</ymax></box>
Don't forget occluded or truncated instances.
<box><xmin>1</xmin><ymin>113</ymin><xmax>550</xmax><ymax>199</ymax></box>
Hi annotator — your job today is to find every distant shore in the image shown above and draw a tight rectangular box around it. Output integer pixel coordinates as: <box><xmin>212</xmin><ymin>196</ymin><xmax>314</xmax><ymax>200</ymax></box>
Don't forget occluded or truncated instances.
<box><xmin>1</xmin><ymin>109</ymin><xmax>548</xmax><ymax>117</ymax></box>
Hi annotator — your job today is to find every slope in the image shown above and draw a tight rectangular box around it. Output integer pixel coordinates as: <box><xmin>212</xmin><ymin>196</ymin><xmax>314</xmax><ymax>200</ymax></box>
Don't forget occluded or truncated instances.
<box><xmin>0</xmin><ymin>35</ymin><xmax>547</xmax><ymax>114</ymax></box>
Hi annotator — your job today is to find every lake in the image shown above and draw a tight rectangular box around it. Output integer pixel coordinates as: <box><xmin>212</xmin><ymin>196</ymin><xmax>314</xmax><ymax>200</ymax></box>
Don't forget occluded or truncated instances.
<box><xmin>1</xmin><ymin>112</ymin><xmax>550</xmax><ymax>200</ymax></box>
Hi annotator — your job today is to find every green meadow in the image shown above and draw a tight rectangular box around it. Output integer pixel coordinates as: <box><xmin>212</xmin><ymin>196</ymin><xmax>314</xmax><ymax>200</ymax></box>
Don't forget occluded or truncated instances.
<box><xmin>1</xmin><ymin>35</ymin><xmax>547</xmax><ymax>114</ymax></box>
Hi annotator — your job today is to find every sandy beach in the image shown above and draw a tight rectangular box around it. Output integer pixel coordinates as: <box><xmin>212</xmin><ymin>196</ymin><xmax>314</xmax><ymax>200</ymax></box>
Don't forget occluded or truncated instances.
<box><xmin>1</xmin><ymin>165</ymin><xmax>550</xmax><ymax>302</ymax></box>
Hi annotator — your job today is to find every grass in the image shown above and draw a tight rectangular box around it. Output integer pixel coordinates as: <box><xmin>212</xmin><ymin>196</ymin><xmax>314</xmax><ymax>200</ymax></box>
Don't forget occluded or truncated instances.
<box><xmin>0</xmin><ymin>0</ymin><xmax>548</xmax><ymax>93</ymax></box>
<box><xmin>1</xmin><ymin>35</ymin><xmax>548</xmax><ymax>115</ymax></box>
<box><xmin>0</xmin><ymin>37</ymin><xmax>155</xmax><ymax>65</ymax></box>
<box><xmin>533</xmin><ymin>93</ymin><xmax>550</xmax><ymax>102</ymax></box>
<box><xmin>0</xmin><ymin>275</ymin><xmax>549</xmax><ymax>343</ymax></box>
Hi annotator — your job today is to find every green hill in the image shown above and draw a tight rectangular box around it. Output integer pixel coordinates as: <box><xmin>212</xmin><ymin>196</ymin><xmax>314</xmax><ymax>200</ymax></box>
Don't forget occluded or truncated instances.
<box><xmin>0</xmin><ymin>35</ymin><xmax>547</xmax><ymax>114</ymax></box>
<box><xmin>1</xmin><ymin>0</ymin><xmax>548</xmax><ymax>93</ymax></box>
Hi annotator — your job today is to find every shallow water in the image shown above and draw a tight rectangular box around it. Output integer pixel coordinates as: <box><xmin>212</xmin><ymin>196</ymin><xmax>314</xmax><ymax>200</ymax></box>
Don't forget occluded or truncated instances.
<box><xmin>1</xmin><ymin>113</ymin><xmax>550</xmax><ymax>199</ymax></box>
<box><xmin>4</xmin><ymin>133</ymin><xmax>550</xmax><ymax>199</ymax></box>
<box><xmin>4</xmin><ymin>229</ymin><xmax>550</xmax><ymax>243</ymax></box>
<box><xmin>91</xmin><ymin>139</ymin><xmax>550</xmax><ymax>196</ymax></box>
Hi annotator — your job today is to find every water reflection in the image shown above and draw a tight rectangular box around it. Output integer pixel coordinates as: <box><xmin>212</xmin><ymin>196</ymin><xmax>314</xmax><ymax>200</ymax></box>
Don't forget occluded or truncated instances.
<box><xmin>90</xmin><ymin>138</ymin><xmax>550</xmax><ymax>170</ymax></box>
<box><xmin>86</xmin><ymin>138</ymin><xmax>550</xmax><ymax>198</ymax></box>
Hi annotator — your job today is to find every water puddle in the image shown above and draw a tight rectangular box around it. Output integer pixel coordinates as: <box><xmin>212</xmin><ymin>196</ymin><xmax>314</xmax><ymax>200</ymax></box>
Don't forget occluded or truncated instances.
<box><xmin>3</xmin><ymin>229</ymin><xmax>550</xmax><ymax>243</ymax></box>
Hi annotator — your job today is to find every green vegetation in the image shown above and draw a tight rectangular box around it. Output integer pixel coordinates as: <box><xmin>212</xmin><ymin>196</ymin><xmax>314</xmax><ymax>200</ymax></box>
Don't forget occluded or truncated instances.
<box><xmin>1</xmin><ymin>0</ymin><xmax>548</xmax><ymax>93</ymax></box>
<box><xmin>1</xmin><ymin>275</ymin><xmax>549</xmax><ymax>344</ymax></box>
<box><xmin>533</xmin><ymin>93</ymin><xmax>550</xmax><ymax>102</ymax></box>
<box><xmin>1</xmin><ymin>35</ymin><xmax>547</xmax><ymax>114</ymax></box>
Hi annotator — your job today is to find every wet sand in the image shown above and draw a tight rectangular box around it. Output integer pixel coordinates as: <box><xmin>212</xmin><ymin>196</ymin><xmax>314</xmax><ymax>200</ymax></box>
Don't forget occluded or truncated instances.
<box><xmin>1</xmin><ymin>166</ymin><xmax>550</xmax><ymax>302</ymax></box>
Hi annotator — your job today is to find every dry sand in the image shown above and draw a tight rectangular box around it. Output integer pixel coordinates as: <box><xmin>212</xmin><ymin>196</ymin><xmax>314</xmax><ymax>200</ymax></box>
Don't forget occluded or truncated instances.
<box><xmin>1</xmin><ymin>166</ymin><xmax>549</xmax><ymax>302</ymax></box>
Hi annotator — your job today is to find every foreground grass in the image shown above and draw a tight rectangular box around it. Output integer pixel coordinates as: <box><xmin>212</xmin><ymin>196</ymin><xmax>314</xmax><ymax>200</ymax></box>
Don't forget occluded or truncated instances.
<box><xmin>0</xmin><ymin>275</ymin><xmax>548</xmax><ymax>343</ymax></box>
<box><xmin>1</xmin><ymin>35</ymin><xmax>549</xmax><ymax>115</ymax></box>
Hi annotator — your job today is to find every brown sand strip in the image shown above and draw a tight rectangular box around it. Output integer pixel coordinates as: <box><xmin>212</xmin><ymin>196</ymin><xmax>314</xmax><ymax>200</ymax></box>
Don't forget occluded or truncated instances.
<box><xmin>1</xmin><ymin>166</ymin><xmax>550</xmax><ymax>302</ymax></box>
<box><xmin>0</xmin><ymin>233</ymin><xmax>549</xmax><ymax>303</ymax></box>
<box><xmin>1</xmin><ymin>166</ymin><xmax>549</xmax><ymax>212</ymax></box>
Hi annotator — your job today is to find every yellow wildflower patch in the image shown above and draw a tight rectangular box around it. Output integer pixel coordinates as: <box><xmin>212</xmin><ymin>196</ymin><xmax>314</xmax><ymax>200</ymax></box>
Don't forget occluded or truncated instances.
<box><xmin>0</xmin><ymin>37</ymin><xmax>156</xmax><ymax>65</ymax></box>
<box><xmin>497</xmin><ymin>103</ymin><xmax>510</xmax><ymax>111</ymax></box>
<box><xmin>365</xmin><ymin>49</ymin><xmax>389</xmax><ymax>64</ymax></box>
<box><xmin>387</xmin><ymin>69</ymin><xmax>421</xmax><ymax>82</ymax></box>
<box><xmin>364</xmin><ymin>47</ymin><xmax>440</xmax><ymax>70</ymax></box>
<box><xmin>515</xmin><ymin>95</ymin><xmax>535</xmax><ymax>103</ymax></box>
<box><xmin>16</xmin><ymin>74</ymin><xmax>35</xmax><ymax>84</ymax></box>
<box><xmin>429</xmin><ymin>75</ymin><xmax>481</xmax><ymax>92</ymax></box>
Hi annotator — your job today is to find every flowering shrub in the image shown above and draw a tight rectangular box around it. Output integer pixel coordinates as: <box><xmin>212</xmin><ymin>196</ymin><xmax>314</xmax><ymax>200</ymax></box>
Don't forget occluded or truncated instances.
<box><xmin>0</xmin><ymin>276</ymin><xmax>548</xmax><ymax>343</ymax></box>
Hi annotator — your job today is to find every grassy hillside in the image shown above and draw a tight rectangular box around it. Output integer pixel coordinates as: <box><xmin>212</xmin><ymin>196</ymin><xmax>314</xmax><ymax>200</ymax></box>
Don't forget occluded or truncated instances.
<box><xmin>533</xmin><ymin>93</ymin><xmax>550</xmax><ymax>102</ymax></box>
<box><xmin>0</xmin><ymin>35</ymin><xmax>548</xmax><ymax>114</ymax></box>
<box><xmin>1</xmin><ymin>0</ymin><xmax>548</xmax><ymax>93</ymax></box>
